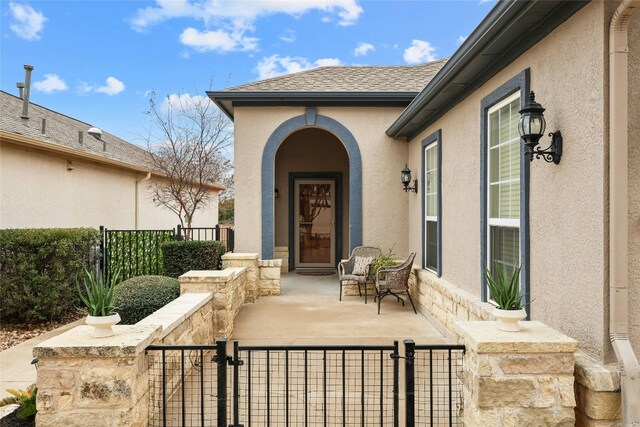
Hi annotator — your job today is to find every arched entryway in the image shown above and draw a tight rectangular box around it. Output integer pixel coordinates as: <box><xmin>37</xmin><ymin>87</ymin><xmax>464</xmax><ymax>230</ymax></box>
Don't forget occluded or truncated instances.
<box><xmin>261</xmin><ymin>108</ymin><xmax>362</xmax><ymax>264</ymax></box>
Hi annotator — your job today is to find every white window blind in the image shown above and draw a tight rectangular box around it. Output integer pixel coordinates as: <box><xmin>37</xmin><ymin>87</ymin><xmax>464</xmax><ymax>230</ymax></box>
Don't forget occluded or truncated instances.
<box><xmin>487</xmin><ymin>93</ymin><xmax>520</xmax><ymax>280</ymax></box>
<box><xmin>424</xmin><ymin>142</ymin><xmax>438</xmax><ymax>272</ymax></box>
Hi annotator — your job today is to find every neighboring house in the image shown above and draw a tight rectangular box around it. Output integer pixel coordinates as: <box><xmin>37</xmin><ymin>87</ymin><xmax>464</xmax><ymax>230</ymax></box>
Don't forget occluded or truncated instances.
<box><xmin>210</xmin><ymin>0</ymin><xmax>639</xmax><ymax>407</ymax></box>
<box><xmin>0</xmin><ymin>89</ymin><xmax>223</xmax><ymax>230</ymax></box>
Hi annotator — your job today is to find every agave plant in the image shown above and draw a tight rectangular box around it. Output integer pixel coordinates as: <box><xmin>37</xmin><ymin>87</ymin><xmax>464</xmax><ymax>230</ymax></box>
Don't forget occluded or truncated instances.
<box><xmin>78</xmin><ymin>269</ymin><xmax>120</xmax><ymax>317</ymax></box>
<box><xmin>0</xmin><ymin>385</ymin><xmax>37</xmax><ymax>420</ymax></box>
<box><xmin>485</xmin><ymin>264</ymin><xmax>523</xmax><ymax>310</ymax></box>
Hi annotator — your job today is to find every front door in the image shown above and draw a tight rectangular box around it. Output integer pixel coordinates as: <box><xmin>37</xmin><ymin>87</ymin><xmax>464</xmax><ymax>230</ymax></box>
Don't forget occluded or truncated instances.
<box><xmin>294</xmin><ymin>179</ymin><xmax>335</xmax><ymax>268</ymax></box>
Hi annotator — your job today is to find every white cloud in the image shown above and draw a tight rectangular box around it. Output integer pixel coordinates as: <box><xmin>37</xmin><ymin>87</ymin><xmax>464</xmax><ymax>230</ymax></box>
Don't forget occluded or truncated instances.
<box><xmin>280</xmin><ymin>29</ymin><xmax>296</xmax><ymax>43</ymax></box>
<box><xmin>403</xmin><ymin>39</ymin><xmax>437</xmax><ymax>65</ymax></box>
<box><xmin>95</xmin><ymin>77</ymin><xmax>125</xmax><ymax>96</ymax></box>
<box><xmin>33</xmin><ymin>74</ymin><xmax>67</xmax><ymax>93</ymax></box>
<box><xmin>457</xmin><ymin>35</ymin><xmax>468</xmax><ymax>45</ymax></box>
<box><xmin>9</xmin><ymin>2</ymin><xmax>46</xmax><ymax>40</ymax></box>
<box><xmin>179</xmin><ymin>27</ymin><xmax>258</xmax><ymax>52</ymax></box>
<box><xmin>132</xmin><ymin>0</ymin><xmax>363</xmax><ymax>30</ymax></box>
<box><xmin>256</xmin><ymin>54</ymin><xmax>342</xmax><ymax>80</ymax></box>
<box><xmin>131</xmin><ymin>0</ymin><xmax>363</xmax><ymax>53</ymax></box>
<box><xmin>354</xmin><ymin>42</ymin><xmax>374</xmax><ymax>57</ymax></box>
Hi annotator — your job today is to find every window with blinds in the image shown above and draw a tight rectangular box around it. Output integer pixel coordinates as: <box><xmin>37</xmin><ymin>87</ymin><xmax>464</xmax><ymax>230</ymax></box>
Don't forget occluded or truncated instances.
<box><xmin>424</xmin><ymin>142</ymin><xmax>438</xmax><ymax>272</ymax></box>
<box><xmin>487</xmin><ymin>93</ymin><xmax>520</xmax><ymax>281</ymax></box>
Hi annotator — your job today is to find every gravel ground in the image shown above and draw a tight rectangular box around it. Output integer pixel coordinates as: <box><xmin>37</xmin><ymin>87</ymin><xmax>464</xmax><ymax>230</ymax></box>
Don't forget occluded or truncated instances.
<box><xmin>0</xmin><ymin>313</ymin><xmax>84</xmax><ymax>351</ymax></box>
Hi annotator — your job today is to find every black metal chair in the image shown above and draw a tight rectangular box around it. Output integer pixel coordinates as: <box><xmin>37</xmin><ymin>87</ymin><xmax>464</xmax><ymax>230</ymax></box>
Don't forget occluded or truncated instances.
<box><xmin>338</xmin><ymin>246</ymin><xmax>381</xmax><ymax>304</ymax></box>
<box><xmin>374</xmin><ymin>252</ymin><xmax>417</xmax><ymax>314</ymax></box>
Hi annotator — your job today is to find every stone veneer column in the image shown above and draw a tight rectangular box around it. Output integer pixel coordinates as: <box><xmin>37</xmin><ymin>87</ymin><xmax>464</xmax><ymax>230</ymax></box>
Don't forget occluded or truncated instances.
<box><xmin>33</xmin><ymin>325</ymin><xmax>161</xmax><ymax>427</ymax></box>
<box><xmin>258</xmin><ymin>259</ymin><xmax>282</xmax><ymax>296</ymax></box>
<box><xmin>456</xmin><ymin>321</ymin><xmax>578</xmax><ymax>426</ymax></box>
<box><xmin>179</xmin><ymin>268</ymin><xmax>247</xmax><ymax>338</ymax></box>
<box><xmin>222</xmin><ymin>253</ymin><xmax>259</xmax><ymax>302</ymax></box>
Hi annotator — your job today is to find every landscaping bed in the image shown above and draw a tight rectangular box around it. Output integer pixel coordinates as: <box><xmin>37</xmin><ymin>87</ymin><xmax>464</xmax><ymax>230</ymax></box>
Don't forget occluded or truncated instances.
<box><xmin>0</xmin><ymin>312</ymin><xmax>83</xmax><ymax>351</ymax></box>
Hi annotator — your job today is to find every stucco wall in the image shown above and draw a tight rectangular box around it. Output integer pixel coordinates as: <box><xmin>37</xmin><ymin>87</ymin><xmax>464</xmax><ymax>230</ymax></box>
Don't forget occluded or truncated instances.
<box><xmin>233</xmin><ymin>106</ymin><xmax>409</xmax><ymax>258</ymax></box>
<box><xmin>407</xmin><ymin>1</ymin><xmax>610</xmax><ymax>359</ymax></box>
<box><xmin>274</xmin><ymin>128</ymin><xmax>349</xmax><ymax>260</ymax></box>
<box><xmin>628</xmin><ymin>9</ymin><xmax>640</xmax><ymax>357</ymax></box>
<box><xmin>0</xmin><ymin>143</ymin><xmax>219</xmax><ymax>229</ymax></box>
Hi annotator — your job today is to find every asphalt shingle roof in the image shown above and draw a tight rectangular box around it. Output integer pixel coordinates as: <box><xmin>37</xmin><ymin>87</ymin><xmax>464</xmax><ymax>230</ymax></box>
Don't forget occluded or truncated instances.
<box><xmin>0</xmin><ymin>90</ymin><xmax>155</xmax><ymax>170</ymax></box>
<box><xmin>223</xmin><ymin>59</ymin><xmax>448</xmax><ymax>93</ymax></box>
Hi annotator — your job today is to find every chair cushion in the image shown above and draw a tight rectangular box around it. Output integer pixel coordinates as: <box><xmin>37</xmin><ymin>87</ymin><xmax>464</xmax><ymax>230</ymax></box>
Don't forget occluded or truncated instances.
<box><xmin>352</xmin><ymin>256</ymin><xmax>373</xmax><ymax>275</ymax></box>
<box><xmin>340</xmin><ymin>274</ymin><xmax>367</xmax><ymax>283</ymax></box>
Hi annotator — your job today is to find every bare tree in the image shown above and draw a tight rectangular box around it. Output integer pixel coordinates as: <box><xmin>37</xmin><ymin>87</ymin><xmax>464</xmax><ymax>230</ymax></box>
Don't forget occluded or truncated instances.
<box><xmin>145</xmin><ymin>91</ymin><xmax>233</xmax><ymax>229</ymax></box>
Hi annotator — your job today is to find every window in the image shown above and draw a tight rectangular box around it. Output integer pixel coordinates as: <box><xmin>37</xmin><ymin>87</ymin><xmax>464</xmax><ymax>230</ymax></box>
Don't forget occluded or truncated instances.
<box><xmin>487</xmin><ymin>92</ymin><xmax>520</xmax><ymax>283</ymax></box>
<box><xmin>424</xmin><ymin>142</ymin><xmax>438</xmax><ymax>272</ymax></box>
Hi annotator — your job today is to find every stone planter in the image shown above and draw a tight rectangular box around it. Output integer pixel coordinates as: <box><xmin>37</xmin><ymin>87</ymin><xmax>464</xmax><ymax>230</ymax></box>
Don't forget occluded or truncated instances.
<box><xmin>493</xmin><ymin>308</ymin><xmax>526</xmax><ymax>332</ymax></box>
<box><xmin>85</xmin><ymin>313</ymin><xmax>121</xmax><ymax>338</ymax></box>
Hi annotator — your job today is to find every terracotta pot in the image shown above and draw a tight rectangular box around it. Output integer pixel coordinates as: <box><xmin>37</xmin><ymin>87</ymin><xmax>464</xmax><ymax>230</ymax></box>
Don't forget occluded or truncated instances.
<box><xmin>85</xmin><ymin>313</ymin><xmax>121</xmax><ymax>338</ymax></box>
<box><xmin>492</xmin><ymin>308</ymin><xmax>527</xmax><ymax>332</ymax></box>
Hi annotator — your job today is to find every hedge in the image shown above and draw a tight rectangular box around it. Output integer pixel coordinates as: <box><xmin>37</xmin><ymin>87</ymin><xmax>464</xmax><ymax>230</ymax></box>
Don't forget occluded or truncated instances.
<box><xmin>161</xmin><ymin>240</ymin><xmax>226</xmax><ymax>278</ymax></box>
<box><xmin>113</xmin><ymin>275</ymin><xmax>180</xmax><ymax>324</ymax></box>
<box><xmin>0</xmin><ymin>228</ymin><xmax>100</xmax><ymax>323</ymax></box>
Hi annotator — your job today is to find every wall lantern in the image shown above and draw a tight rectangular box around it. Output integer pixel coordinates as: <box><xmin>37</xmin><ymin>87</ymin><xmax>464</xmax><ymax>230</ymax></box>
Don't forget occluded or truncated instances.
<box><xmin>518</xmin><ymin>91</ymin><xmax>562</xmax><ymax>164</ymax></box>
<box><xmin>274</xmin><ymin>188</ymin><xmax>279</xmax><ymax>199</ymax></box>
<box><xmin>401</xmin><ymin>164</ymin><xmax>418</xmax><ymax>193</ymax></box>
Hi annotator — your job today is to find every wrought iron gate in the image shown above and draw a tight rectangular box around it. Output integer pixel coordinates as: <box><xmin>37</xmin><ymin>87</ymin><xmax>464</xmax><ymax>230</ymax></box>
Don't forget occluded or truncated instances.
<box><xmin>146</xmin><ymin>339</ymin><xmax>465</xmax><ymax>427</ymax></box>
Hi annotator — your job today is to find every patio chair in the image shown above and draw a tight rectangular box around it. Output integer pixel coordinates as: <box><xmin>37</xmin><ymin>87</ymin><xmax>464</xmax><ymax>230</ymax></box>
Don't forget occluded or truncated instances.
<box><xmin>338</xmin><ymin>246</ymin><xmax>381</xmax><ymax>304</ymax></box>
<box><xmin>374</xmin><ymin>252</ymin><xmax>417</xmax><ymax>315</ymax></box>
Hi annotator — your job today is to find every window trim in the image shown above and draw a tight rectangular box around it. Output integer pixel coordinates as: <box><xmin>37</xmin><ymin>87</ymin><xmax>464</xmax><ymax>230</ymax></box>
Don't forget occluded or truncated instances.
<box><xmin>421</xmin><ymin>129</ymin><xmax>442</xmax><ymax>276</ymax></box>
<box><xmin>480</xmin><ymin>69</ymin><xmax>531</xmax><ymax>318</ymax></box>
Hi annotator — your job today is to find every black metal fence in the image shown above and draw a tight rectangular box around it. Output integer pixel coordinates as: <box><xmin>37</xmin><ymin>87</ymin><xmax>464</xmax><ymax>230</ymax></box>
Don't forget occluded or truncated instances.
<box><xmin>100</xmin><ymin>225</ymin><xmax>234</xmax><ymax>281</ymax></box>
<box><xmin>146</xmin><ymin>339</ymin><xmax>465</xmax><ymax>427</ymax></box>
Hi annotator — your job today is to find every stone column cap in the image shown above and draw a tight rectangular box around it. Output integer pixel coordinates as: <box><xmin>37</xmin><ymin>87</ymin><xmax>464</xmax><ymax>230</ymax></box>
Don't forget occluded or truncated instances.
<box><xmin>221</xmin><ymin>253</ymin><xmax>259</xmax><ymax>260</ymax></box>
<box><xmin>179</xmin><ymin>267</ymin><xmax>245</xmax><ymax>281</ymax></box>
<box><xmin>455</xmin><ymin>321</ymin><xmax>578</xmax><ymax>354</ymax></box>
<box><xmin>33</xmin><ymin>325</ymin><xmax>161</xmax><ymax>358</ymax></box>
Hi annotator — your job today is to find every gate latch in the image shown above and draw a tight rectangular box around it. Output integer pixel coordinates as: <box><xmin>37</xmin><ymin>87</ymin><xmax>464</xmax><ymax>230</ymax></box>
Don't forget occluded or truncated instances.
<box><xmin>228</xmin><ymin>357</ymin><xmax>243</xmax><ymax>367</ymax></box>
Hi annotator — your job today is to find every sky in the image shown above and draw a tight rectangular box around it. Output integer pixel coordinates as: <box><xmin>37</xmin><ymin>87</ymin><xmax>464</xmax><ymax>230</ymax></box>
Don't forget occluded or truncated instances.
<box><xmin>0</xmin><ymin>0</ymin><xmax>495</xmax><ymax>146</ymax></box>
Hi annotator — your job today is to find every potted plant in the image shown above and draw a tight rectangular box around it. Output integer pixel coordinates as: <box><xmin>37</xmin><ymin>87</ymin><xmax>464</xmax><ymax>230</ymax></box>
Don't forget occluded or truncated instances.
<box><xmin>485</xmin><ymin>264</ymin><xmax>526</xmax><ymax>332</ymax></box>
<box><xmin>78</xmin><ymin>269</ymin><xmax>121</xmax><ymax>338</ymax></box>
<box><xmin>369</xmin><ymin>247</ymin><xmax>398</xmax><ymax>280</ymax></box>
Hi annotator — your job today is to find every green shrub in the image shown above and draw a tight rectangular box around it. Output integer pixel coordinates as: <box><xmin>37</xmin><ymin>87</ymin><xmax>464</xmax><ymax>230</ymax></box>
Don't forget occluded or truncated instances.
<box><xmin>161</xmin><ymin>240</ymin><xmax>226</xmax><ymax>278</ymax></box>
<box><xmin>370</xmin><ymin>247</ymin><xmax>399</xmax><ymax>279</ymax></box>
<box><xmin>0</xmin><ymin>228</ymin><xmax>100</xmax><ymax>323</ymax></box>
<box><xmin>113</xmin><ymin>275</ymin><xmax>180</xmax><ymax>324</ymax></box>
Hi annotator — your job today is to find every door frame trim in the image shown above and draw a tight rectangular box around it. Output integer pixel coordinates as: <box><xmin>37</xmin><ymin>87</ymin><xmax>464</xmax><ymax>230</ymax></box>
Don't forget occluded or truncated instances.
<box><xmin>288</xmin><ymin>172</ymin><xmax>343</xmax><ymax>270</ymax></box>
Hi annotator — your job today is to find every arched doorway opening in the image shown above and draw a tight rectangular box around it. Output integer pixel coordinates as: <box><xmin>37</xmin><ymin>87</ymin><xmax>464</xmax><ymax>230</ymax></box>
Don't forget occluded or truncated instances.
<box><xmin>275</xmin><ymin>128</ymin><xmax>349</xmax><ymax>269</ymax></box>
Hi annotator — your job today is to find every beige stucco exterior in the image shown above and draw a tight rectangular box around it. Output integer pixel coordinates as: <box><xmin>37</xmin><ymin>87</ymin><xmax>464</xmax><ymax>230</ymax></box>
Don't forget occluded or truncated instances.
<box><xmin>405</xmin><ymin>1</ymin><xmax>639</xmax><ymax>361</ymax></box>
<box><xmin>0</xmin><ymin>141</ymin><xmax>219</xmax><ymax>230</ymax></box>
<box><xmin>233</xmin><ymin>106</ymin><xmax>409</xmax><ymax>258</ymax></box>
<box><xmin>230</xmin><ymin>1</ymin><xmax>638</xmax><ymax>362</ymax></box>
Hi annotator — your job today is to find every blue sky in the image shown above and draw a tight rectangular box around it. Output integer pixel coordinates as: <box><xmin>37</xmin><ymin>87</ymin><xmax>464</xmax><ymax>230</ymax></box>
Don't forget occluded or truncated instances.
<box><xmin>1</xmin><ymin>0</ymin><xmax>495</xmax><ymax>145</ymax></box>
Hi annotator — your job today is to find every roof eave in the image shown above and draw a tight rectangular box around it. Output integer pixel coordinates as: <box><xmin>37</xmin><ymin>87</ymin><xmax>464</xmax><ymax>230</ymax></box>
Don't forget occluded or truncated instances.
<box><xmin>386</xmin><ymin>0</ymin><xmax>589</xmax><ymax>141</ymax></box>
<box><xmin>207</xmin><ymin>91</ymin><xmax>419</xmax><ymax>121</ymax></box>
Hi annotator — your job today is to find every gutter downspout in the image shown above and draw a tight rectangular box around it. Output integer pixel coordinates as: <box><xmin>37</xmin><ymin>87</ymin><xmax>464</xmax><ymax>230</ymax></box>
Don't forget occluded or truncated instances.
<box><xmin>609</xmin><ymin>1</ymin><xmax>640</xmax><ymax>425</ymax></box>
<box><xmin>135</xmin><ymin>173</ymin><xmax>151</xmax><ymax>229</ymax></box>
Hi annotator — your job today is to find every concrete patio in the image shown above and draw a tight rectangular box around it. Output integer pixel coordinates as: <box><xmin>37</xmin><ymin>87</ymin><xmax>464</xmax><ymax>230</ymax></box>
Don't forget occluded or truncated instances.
<box><xmin>231</xmin><ymin>272</ymin><xmax>448</xmax><ymax>346</ymax></box>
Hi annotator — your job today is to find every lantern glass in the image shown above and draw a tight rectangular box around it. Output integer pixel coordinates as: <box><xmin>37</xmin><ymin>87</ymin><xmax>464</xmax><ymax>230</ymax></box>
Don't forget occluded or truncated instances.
<box><xmin>518</xmin><ymin>112</ymin><xmax>546</xmax><ymax>138</ymax></box>
<box><xmin>401</xmin><ymin>165</ymin><xmax>411</xmax><ymax>186</ymax></box>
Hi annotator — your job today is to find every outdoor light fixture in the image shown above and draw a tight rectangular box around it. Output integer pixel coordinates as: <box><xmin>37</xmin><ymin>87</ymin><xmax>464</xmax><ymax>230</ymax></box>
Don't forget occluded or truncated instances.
<box><xmin>518</xmin><ymin>91</ymin><xmax>562</xmax><ymax>164</ymax></box>
<box><xmin>401</xmin><ymin>164</ymin><xmax>418</xmax><ymax>193</ymax></box>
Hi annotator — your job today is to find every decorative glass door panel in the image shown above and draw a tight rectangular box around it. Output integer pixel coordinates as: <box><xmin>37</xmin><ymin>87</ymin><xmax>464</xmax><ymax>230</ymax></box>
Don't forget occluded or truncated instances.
<box><xmin>294</xmin><ymin>180</ymin><xmax>335</xmax><ymax>267</ymax></box>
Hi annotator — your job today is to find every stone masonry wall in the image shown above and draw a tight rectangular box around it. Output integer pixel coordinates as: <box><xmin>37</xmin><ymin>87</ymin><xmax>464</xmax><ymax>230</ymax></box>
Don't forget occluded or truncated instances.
<box><xmin>258</xmin><ymin>259</ymin><xmax>281</xmax><ymax>296</ymax></box>
<box><xmin>179</xmin><ymin>268</ymin><xmax>247</xmax><ymax>339</ymax></box>
<box><xmin>456</xmin><ymin>321</ymin><xmax>578</xmax><ymax>426</ymax></box>
<box><xmin>274</xmin><ymin>246</ymin><xmax>289</xmax><ymax>273</ymax></box>
<box><xmin>33</xmin><ymin>325</ymin><xmax>161</xmax><ymax>427</ymax></box>
<box><xmin>410</xmin><ymin>268</ymin><xmax>623</xmax><ymax>426</ymax></box>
